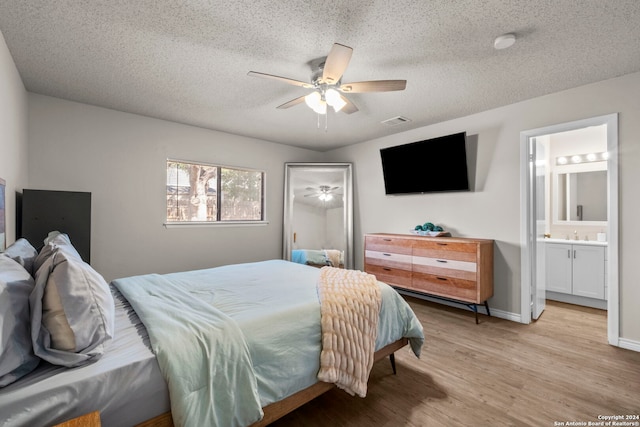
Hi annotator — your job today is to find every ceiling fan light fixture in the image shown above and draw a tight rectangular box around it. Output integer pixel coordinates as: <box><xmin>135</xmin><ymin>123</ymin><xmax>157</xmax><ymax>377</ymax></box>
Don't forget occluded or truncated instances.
<box><xmin>325</xmin><ymin>88</ymin><xmax>346</xmax><ymax>112</ymax></box>
<box><xmin>315</xmin><ymin>100</ymin><xmax>327</xmax><ymax>115</ymax></box>
<box><xmin>249</xmin><ymin>43</ymin><xmax>405</xmax><ymax>118</ymax></box>
<box><xmin>305</xmin><ymin>91</ymin><xmax>321</xmax><ymax>108</ymax></box>
<box><xmin>304</xmin><ymin>91</ymin><xmax>327</xmax><ymax>114</ymax></box>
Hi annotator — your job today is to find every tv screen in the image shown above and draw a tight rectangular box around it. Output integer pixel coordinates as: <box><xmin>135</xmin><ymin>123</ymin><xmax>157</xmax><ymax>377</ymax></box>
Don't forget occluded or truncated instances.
<box><xmin>380</xmin><ymin>132</ymin><xmax>470</xmax><ymax>194</ymax></box>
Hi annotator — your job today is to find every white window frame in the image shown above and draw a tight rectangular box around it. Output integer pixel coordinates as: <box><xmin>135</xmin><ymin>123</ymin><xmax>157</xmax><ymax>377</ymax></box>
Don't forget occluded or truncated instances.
<box><xmin>164</xmin><ymin>159</ymin><xmax>267</xmax><ymax>227</ymax></box>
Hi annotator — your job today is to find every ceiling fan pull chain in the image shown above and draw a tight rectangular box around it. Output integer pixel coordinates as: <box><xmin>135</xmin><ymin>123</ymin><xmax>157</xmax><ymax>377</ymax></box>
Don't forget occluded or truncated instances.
<box><xmin>325</xmin><ymin>111</ymin><xmax>328</xmax><ymax>132</ymax></box>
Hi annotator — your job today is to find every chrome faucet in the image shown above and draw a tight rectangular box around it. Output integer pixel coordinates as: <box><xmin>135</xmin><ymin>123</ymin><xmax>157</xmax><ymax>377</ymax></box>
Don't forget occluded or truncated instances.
<box><xmin>574</xmin><ymin>230</ymin><xmax>578</xmax><ymax>240</ymax></box>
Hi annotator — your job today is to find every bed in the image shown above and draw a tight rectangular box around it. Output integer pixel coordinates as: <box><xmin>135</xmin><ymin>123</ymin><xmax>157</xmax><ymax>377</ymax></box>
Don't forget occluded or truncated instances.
<box><xmin>1</xmin><ymin>235</ymin><xmax>424</xmax><ymax>427</ymax></box>
<box><xmin>291</xmin><ymin>248</ymin><xmax>344</xmax><ymax>268</ymax></box>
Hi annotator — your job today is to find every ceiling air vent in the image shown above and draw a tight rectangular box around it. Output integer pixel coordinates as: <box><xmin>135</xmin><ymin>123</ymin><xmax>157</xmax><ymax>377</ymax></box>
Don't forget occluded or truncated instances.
<box><xmin>381</xmin><ymin>116</ymin><xmax>411</xmax><ymax>126</ymax></box>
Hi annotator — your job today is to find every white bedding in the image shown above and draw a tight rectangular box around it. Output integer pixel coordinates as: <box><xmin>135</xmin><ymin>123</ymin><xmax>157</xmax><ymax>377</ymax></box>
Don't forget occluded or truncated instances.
<box><xmin>113</xmin><ymin>260</ymin><xmax>424</xmax><ymax>427</ymax></box>
<box><xmin>0</xmin><ymin>287</ymin><xmax>170</xmax><ymax>427</ymax></box>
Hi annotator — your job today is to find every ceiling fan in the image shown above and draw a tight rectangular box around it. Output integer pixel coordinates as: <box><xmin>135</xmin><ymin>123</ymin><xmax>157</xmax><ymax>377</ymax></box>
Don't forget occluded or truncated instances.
<box><xmin>248</xmin><ymin>43</ymin><xmax>406</xmax><ymax>115</ymax></box>
<box><xmin>304</xmin><ymin>185</ymin><xmax>340</xmax><ymax>201</ymax></box>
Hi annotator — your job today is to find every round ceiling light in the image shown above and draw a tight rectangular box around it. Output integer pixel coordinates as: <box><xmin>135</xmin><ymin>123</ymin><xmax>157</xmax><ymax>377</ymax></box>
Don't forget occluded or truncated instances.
<box><xmin>494</xmin><ymin>33</ymin><xmax>516</xmax><ymax>50</ymax></box>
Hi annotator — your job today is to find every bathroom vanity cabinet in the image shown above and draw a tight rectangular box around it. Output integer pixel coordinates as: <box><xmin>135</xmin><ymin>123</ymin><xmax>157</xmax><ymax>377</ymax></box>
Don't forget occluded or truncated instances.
<box><xmin>545</xmin><ymin>241</ymin><xmax>607</xmax><ymax>302</ymax></box>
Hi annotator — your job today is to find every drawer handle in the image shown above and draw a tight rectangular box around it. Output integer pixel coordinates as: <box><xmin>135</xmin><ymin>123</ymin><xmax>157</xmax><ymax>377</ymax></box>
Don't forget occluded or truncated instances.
<box><xmin>437</xmin><ymin>243</ymin><xmax>448</xmax><ymax>246</ymax></box>
<box><xmin>383</xmin><ymin>253</ymin><xmax>392</xmax><ymax>256</ymax></box>
<box><xmin>383</xmin><ymin>267</ymin><xmax>392</xmax><ymax>271</ymax></box>
<box><xmin>436</xmin><ymin>259</ymin><xmax>448</xmax><ymax>263</ymax></box>
<box><xmin>436</xmin><ymin>277</ymin><xmax>448</xmax><ymax>281</ymax></box>
<box><xmin>383</xmin><ymin>238</ymin><xmax>392</xmax><ymax>241</ymax></box>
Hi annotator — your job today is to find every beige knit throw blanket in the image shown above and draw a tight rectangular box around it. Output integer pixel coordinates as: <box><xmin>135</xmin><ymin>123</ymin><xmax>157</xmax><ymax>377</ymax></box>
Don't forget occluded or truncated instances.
<box><xmin>316</xmin><ymin>266</ymin><xmax>382</xmax><ymax>397</ymax></box>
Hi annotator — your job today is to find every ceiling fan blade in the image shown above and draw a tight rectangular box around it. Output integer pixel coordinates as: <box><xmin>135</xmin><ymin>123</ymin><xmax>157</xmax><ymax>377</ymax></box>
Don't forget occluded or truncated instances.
<box><xmin>339</xmin><ymin>95</ymin><xmax>358</xmax><ymax>114</ymax></box>
<box><xmin>339</xmin><ymin>80</ymin><xmax>407</xmax><ymax>93</ymax></box>
<box><xmin>304</xmin><ymin>193</ymin><xmax>321</xmax><ymax>198</ymax></box>
<box><xmin>247</xmin><ymin>71</ymin><xmax>313</xmax><ymax>88</ymax></box>
<box><xmin>277</xmin><ymin>95</ymin><xmax>306</xmax><ymax>109</ymax></box>
<box><xmin>322</xmin><ymin>43</ymin><xmax>353</xmax><ymax>84</ymax></box>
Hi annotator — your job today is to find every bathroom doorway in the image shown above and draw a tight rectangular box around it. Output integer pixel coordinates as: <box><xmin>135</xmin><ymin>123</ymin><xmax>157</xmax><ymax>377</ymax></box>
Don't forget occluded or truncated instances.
<box><xmin>520</xmin><ymin>114</ymin><xmax>619</xmax><ymax>346</ymax></box>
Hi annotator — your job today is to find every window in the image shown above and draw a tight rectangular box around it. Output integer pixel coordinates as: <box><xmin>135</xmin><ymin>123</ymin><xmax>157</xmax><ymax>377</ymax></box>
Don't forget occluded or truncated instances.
<box><xmin>166</xmin><ymin>160</ymin><xmax>265</xmax><ymax>223</ymax></box>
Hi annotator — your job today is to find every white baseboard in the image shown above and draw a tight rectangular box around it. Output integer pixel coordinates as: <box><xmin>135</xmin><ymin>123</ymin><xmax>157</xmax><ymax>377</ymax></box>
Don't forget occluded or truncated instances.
<box><xmin>490</xmin><ymin>308</ymin><xmax>522</xmax><ymax>323</ymax></box>
<box><xmin>546</xmin><ymin>291</ymin><xmax>607</xmax><ymax>310</ymax></box>
<box><xmin>618</xmin><ymin>338</ymin><xmax>640</xmax><ymax>353</ymax></box>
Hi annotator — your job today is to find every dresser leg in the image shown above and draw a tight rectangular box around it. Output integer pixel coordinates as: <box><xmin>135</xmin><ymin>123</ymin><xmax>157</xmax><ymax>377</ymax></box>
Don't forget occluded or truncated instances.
<box><xmin>389</xmin><ymin>353</ymin><xmax>397</xmax><ymax>375</ymax></box>
<box><xmin>484</xmin><ymin>301</ymin><xmax>491</xmax><ymax>317</ymax></box>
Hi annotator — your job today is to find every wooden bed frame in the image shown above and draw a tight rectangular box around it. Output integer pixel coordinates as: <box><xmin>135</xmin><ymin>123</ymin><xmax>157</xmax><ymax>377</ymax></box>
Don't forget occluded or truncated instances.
<box><xmin>135</xmin><ymin>337</ymin><xmax>409</xmax><ymax>427</ymax></box>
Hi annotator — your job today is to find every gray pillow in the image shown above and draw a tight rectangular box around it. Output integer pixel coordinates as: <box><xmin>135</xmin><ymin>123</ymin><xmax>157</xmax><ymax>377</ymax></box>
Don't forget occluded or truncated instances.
<box><xmin>33</xmin><ymin>232</ymin><xmax>82</xmax><ymax>275</ymax></box>
<box><xmin>0</xmin><ymin>256</ymin><xmax>40</xmax><ymax>387</ymax></box>
<box><xmin>2</xmin><ymin>238</ymin><xmax>38</xmax><ymax>277</ymax></box>
<box><xmin>31</xmin><ymin>248</ymin><xmax>115</xmax><ymax>367</ymax></box>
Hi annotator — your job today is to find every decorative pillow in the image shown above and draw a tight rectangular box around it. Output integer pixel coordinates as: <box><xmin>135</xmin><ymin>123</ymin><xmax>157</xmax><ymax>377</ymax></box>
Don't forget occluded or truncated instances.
<box><xmin>30</xmin><ymin>248</ymin><xmax>115</xmax><ymax>367</ymax></box>
<box><xmin>2</xmin><ymin>238</ymin><xmax>38</xmax><ymax>277</ymax></box>
<box><xmin>32</xmin><ymin>232</ymin><xmax>82</xmax><ymax>275</ymax></box>
<box><xmin>0</xmin><ymin>256</ymin><xmax>40</xmax><ymax>387</ymax></box>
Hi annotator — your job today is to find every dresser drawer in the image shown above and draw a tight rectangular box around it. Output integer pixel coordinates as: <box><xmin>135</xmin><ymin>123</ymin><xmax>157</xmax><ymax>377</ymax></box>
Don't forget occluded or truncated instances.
<box><xmin>412</xmin><ymin>260</ymin><xmax>477</xmax><ymax>281</ymax></box>
<box><xmin>365</xmin><ymin>263</ymin><xmax>412</xmax><ymax>288</ymax></box>
<box><xmin>365</xmin><ymin>250</ymin><xmax>412</xmax><ymax>266</ymax></box>
<box><xmin>412</xmin><ymin>272</ymin><xmax>477</xmax><ymax>302</ymax></box>
<box><xmin>364</xmin><ymin>235</ymin><xmax>412</xmax><ymax>255</ymax></box>
<box><xmin>413</xmin><ymin>239</ymin><xmax>477</xmax><ymax>253</ymax></box>
<box><xmin>412</xmin><ymin>241</ymin><xmax>477</xmax><ymax>263</ymax></box>
<box><xmin>412</xmin><ymin>255</ymin><xmax>476</xmax><ymax>272</ymax></box>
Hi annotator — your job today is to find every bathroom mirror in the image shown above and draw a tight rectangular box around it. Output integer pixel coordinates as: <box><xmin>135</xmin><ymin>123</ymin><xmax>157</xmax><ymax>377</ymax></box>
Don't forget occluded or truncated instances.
<box><xmin>283</xmin><ymin>163</ymin><xmax>353</xmax><ymax>269</ymax></box>
<box><xmin>553</xmin><ymin>163</ymin><xmax>607</xmax><ymax>224</ymax></box>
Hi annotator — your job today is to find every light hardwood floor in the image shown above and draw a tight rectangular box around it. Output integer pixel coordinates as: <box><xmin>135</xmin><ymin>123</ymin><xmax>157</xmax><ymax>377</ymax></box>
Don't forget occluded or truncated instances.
<box><xmin>271</xmin><ymin>298</ymin><xmax>640</xmax><ymax>426</ymax></box>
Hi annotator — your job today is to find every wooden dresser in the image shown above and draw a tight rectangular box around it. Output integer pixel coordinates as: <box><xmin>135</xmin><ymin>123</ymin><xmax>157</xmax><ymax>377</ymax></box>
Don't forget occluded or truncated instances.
<box><xmin>364</xmin><ymin>233</ymin><xmax>494</xmax><ymax>323</ymax></box>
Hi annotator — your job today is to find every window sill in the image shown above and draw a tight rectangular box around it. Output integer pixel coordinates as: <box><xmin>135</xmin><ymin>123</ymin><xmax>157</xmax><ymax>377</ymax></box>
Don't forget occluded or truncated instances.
<box><xmin>164</xmin><ymin>221</ymin><xmax>269</xmax><ymax>229</ymax></box>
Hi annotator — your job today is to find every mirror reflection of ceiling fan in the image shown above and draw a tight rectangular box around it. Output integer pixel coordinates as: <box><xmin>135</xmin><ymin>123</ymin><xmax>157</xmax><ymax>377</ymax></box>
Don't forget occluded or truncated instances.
<box><xmin>248</xmin><ymin>43</ymin><xmax>407</xmax><ymax>115</ymax></box>
<box><xmin>304</xmin><ymin>185</ymin><xmax>339</xmax><ymax>201</ymax></box>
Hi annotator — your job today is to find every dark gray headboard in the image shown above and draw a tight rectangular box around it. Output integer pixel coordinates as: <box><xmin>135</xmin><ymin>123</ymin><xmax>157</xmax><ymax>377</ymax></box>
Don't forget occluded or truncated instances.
<box><xmin>19</xmin><ymin>189</ymin><xmax>91</xmax><ymax>263</ymax></box>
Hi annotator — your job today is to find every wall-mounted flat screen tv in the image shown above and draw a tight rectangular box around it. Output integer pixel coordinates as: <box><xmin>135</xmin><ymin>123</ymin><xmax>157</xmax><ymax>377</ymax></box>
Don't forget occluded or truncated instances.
<box><xmin>380</xmin><ymin>132</ymin><xmax>470</xmax><ymax>194</ymax></box>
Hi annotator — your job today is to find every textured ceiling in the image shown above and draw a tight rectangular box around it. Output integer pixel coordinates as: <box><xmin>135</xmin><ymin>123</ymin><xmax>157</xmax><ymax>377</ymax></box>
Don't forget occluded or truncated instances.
<box><xmin>1</xmin><ymin>1</ymin><xmax>639</xmax><ymax>151</ymax></box>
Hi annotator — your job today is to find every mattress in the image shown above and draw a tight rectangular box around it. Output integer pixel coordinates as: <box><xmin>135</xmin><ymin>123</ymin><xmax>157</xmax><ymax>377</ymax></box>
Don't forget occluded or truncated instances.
<box><xmin>0</xmin><ymin>287</ymin><xmax>170</xmax><ymax>427</ymax></box>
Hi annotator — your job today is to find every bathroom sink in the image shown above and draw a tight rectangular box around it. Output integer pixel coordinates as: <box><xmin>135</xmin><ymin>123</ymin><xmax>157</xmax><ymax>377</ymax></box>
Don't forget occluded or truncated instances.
<box><xmin>540</xmin><ymin>238</ymin><xmax>607</xmax><ymax>246</ymax></box>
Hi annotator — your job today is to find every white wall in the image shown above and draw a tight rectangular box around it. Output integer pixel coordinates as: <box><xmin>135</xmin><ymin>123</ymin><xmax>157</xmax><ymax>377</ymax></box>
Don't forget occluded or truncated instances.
<box><xmin>326</xmin><ymin>72</ymin><xmax>640</xmax><ymax>343</ymax></box>
<box><xmin>27</xmin><ymin>94</ymin><xmax>323</xmax><ymax>281</ymax></box>
<box><xmin>0</xmin><ymin>31</ymin><xmax>28</xmax><ymax>247</ymax></box>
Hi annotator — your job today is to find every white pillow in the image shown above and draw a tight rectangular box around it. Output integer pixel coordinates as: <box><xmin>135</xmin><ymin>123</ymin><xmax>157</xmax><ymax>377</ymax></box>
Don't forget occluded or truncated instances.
<box><xmin>2</xmin><ymin>238</ymin><xmax>38</xmax><ymax>277</ymax></box>
<box><xmin>32</xmin><ymin>232</ymin><xmax>82</xmax><ymax>275</ymax></box>
<box><xmin>31</xmin><ymin>248</ymin><xmax>115</xmax><ymax>367</ymax></box>
<box><xmin>0</xmin><ymin>256</ymin><xmax>40</xmax><ymax>387</ymax></box>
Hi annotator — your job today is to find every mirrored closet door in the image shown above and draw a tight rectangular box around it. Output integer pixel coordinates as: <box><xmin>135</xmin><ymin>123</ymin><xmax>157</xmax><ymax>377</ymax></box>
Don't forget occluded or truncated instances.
<box><xmin>283</xmin><ymin>163</ymin><xmax>353</xmax><ymax>269</ymax></box>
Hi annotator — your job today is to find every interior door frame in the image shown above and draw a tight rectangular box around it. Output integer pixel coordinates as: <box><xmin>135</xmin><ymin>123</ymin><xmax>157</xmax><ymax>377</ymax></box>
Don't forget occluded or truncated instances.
<box><xmin>519</xmin><ymin>113</ymin><xmax>619</xmax><ymax>346</ymax></box>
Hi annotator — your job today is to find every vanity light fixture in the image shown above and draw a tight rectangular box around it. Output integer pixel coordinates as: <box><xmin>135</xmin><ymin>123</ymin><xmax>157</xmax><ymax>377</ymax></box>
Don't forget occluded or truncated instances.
<box><xmin>555</xmin><ymin>151</ymin><xmax>608</xmax><ymax>166</ymax></box>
